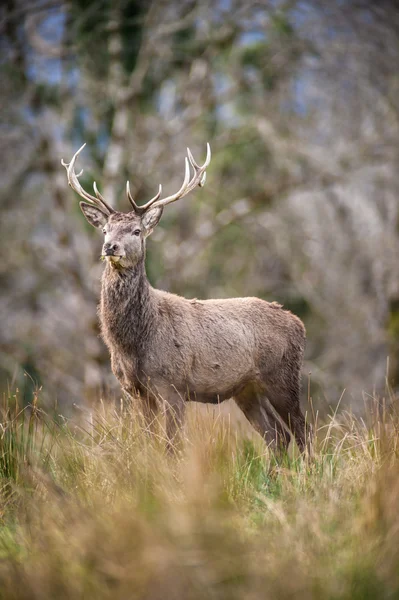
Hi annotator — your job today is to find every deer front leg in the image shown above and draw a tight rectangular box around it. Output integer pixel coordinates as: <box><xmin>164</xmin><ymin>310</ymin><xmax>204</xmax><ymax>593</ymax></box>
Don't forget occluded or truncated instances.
<box><xmin>163</xmin><ymin>390</ymin><xmax>186</xmax><ymax>453</ymax></box>
<box><xmin>110</xmin><ymin>353</ymin><xmax>160</xmax><ymax>434</ymax></box>
<box><xmin>110</xmin><ymin>352</ymin><xmax>132</xmax><ymax>394</ymax></box>
<box><xmin>122</xmin><ymin>387</ymin><xmax>160</xmax><ymax>436</ymax></box>
<box><xmin>139</xmin><ymin>392</ymin><xmax>159</xmax><ymax>435</ymax></box>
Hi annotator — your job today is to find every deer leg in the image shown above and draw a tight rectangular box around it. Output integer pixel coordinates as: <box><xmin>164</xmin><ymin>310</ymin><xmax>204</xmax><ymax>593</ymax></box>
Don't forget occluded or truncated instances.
<box><xmin>155</xmin><ymin>387</ymin><xmax>186</xmax><ymax>453</ymax></box>
<box><xmin>235</xmin><ymin>390</ymin><xmax>290</xmax><ymax>454</ymax></box>
<box><xmin>258</xmin><ymin>398</ymin><xmax>291</xmax><ymax>452</ymax></box>
<box><xmin>264</xmin><ymin>382</ymin><xmax>310</xmax><ymax>453</ymax></box>
<box><xmin>165</xmin><ymin>400</ymin><xmax>185</xmax><ymax>453</ymax></box>
<box><xmin>281</xmin><ymin>402</ymin><xmax>312</xmax><ymax>455</ymax></box>
<box><xmin>140</xmin><ymin>393</ymin><xmax>160</xmax><ymax>435</ymax></box>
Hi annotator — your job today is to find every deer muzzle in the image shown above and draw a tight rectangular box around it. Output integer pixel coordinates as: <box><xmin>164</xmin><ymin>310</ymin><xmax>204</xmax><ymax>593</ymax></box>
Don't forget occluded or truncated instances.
<box><xmin>102</xmin><ymin>242</ymin><xmax>124</xmax><ymax>262</ymax></box>
<box><xmin>102</xmin><ymin>253</ymin><xmax>122</xmax><ymax>263</ymax></box>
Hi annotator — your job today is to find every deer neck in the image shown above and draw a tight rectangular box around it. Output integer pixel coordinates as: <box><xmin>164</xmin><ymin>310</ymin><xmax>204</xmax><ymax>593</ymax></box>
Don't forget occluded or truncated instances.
<box><xmin>100</xmin><ymin>258</ymin><xmax>156</xmax><ymax>356</ymax></box>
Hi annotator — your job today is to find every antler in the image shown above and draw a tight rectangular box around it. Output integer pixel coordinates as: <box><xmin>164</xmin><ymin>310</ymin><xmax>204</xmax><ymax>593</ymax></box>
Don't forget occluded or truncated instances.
<box><xmin>126</xmin><ymin>182</ymin><xmax>163</xmax><ymax>214</ymax></box>
<box><xmin>61</xmin><ymin>144</ymin><xmax>115</xmax><ymax>215</ymax></box>
<box><xmin>126</xmin><ymin>143</ymin><xmax>211</xmax><ymax>216</ymax></box>
<box><xmin>61</xmin><ymin>143</ymin><xmax>211</xmax><ymax>217</ymax></box>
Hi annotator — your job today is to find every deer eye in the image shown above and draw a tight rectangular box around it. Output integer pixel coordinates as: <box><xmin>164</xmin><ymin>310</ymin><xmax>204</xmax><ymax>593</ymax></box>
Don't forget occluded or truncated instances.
<box><xmin>133</xmin><ymin>229</ymin><xmax>141</xmax><ymax>236</ymax></box>
<box><xmin>102</xmin><ymin>227</ymin><xmax>106</xmax><ymax>234</ymax></box>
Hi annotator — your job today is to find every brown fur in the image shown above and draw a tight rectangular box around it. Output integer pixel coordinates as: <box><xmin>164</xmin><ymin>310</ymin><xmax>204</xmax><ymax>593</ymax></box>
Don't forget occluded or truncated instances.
<box><xmin>81</xmin><ymin>208</ymin><xmax>308</xmax><ymax>453</ymax></box>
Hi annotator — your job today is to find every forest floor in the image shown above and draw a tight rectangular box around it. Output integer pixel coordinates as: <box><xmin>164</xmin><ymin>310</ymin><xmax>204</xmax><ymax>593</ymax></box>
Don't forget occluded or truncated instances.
<box><xmin>1</xmin><ymin>389</ymin><xmax>399</xmax><ymax>599</ymax></box>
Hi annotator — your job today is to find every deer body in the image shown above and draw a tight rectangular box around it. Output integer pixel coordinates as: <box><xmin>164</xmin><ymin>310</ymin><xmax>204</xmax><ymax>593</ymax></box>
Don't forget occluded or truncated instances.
<box><xmin>62</xmin><ymin>143</ymin><xmax>308</xmax><ymax>452</ymax></box>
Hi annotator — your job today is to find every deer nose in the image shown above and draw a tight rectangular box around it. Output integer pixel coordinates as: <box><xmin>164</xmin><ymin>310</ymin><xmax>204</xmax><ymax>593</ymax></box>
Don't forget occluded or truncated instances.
<box><xmin>103</xmin><ymin>242</ymin><xmax>119</xmax><ymax>256</ymax></box>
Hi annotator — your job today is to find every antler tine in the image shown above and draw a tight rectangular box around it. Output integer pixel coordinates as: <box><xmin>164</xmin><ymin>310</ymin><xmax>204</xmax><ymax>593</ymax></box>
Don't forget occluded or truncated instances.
<box><xmin>124</xmin><ymin>143</ymin><xmax>211</xmax><ymax>215</ymax></box>
<box><xmin>185</xmin><ymin>142</ymin><xmax>211</xmax><ymax>192</ymax></box>
<box><xmin>92</xmin><ymin>181</ymin><xmax>115</xmax><ymax>214</ymax></box>
<box><xmin>61</xmin><ymin>144</ymin><xmax>115</xmax><ymax>215</ymax></box>
<box><xmin>147</xmin><ymin>157</ymin><xmax>190</xmax><ymax>210</ymax></box>
<box><xmin>186</xmin><ymin>147</ymin><xmax>200</xmax><ymax>170</ymax></box>
<box><xmin>147</xmin><ymin>143</ymin><xmax>211</xmax><ymax>212</ymax></box>
<box><xmin>137</xmin><ymin>184</ymin><xmax>163</xmax><ymax>212</ymax></box>
<box><xmin>126</xmin><ymin>182</ymin><xmax>163</xmax><ymax>215</ymax></box>
<box><xmin>126</xmin><ymin>181</ymin><xmax>141</xmax><ymax>212</ymax></box>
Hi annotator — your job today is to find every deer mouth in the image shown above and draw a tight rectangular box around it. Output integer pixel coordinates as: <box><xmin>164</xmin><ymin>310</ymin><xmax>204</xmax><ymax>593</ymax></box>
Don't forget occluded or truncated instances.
<box><xmin>102</xmin><ymin>254</ymin><xmax>123</xmax><ymax>263</ymax></box>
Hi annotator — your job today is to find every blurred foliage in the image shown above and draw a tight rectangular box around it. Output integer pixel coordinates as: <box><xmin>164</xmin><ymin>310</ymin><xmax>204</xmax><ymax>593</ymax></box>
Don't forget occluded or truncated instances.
<box><xmin>1</xmin><ymin>0</ymin><xmax>399</xmax><ymax>409</ymax></box>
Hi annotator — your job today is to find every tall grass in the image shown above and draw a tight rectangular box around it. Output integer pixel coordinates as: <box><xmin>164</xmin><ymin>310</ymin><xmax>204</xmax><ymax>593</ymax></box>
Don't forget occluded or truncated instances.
<box><xmin>1</xmin><ymin>390</ymin><xmax>399</xmax><ymax>599</ymax></box>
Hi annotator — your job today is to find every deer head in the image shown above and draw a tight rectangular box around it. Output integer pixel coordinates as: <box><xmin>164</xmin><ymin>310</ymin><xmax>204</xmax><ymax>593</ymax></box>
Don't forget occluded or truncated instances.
<box><xmin>61</xmin><ymin>143</ymin><xmax>211</xmax><ymax>269</ymax></box>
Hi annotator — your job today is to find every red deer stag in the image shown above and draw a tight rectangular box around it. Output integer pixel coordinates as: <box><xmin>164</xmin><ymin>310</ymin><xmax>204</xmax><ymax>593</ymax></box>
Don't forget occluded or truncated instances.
<box><xmin>61</xmin><ymin>143</ymin><xmax>309</xmax><ymax>453</ymax></box>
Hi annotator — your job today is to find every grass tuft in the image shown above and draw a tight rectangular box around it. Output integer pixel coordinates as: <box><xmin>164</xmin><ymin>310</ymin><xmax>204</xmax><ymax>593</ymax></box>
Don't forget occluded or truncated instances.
<box><xmin>0</xmin><ymin>391</ymin><xmax>399</xmax><ymax>598</ymax></box>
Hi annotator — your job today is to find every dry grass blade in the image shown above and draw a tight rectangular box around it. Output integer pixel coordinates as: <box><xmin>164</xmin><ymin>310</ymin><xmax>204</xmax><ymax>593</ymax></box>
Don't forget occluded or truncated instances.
<box><xmin>1</xmin><ymin>390</ymin><xmax>399</xmax><ymax>599</ymax></box>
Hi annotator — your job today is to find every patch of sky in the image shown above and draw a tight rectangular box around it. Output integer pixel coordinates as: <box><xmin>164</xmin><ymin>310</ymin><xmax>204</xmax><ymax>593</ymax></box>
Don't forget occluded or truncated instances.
<box><xmin>73</xmin><ymin>106</ymin><xmax>91</xmax><ymax>146</ymax></box>
<box><xmin>279</xmin><ymin>66</ymin><xmax>326</xmax><ymax>119</ymax></box>
<box><xmin>20</xmin><ymin>105</ymin><xmax>38</xmax><ymax>128</ymax></box>
<box><xmin>219</xmin><ymin>0</ymin><xmax>233</xmax><ymax>12</ymax></box>
<box><xmin>213</xmin><ymin>0</ymin><xmax>241</xmax><ymax>23</ymax></box>
<box><xmin>213</xmin><ymin>72</ymin><xmax>232</xmax><ymax>95</ymax></box>
<box><xmin>293</xmin><ymin>1</ymin><xmax>356</xmax><ymax>41</ymax></box>
<box><xmin>71</xmin><ymin>106</ymin><xmax>109</xmax><ymax>157</ymax></box>
<box><xmin>290</xmin><ymin>75</ymin><xmax>309</xmax><ymax>116</ymax></box>
<box><xmin>215</xmin><ymin>101</ymin><xmax>241</xmax><ymax>128</ymax></box>
<box><xmin>213</xmin><ymin>76</ymin><xmax>240</xmax><ymax>127</ymax></box>
<box><xmin>242</xmin><ymin>65</ymin><xmax>258</xmax><ymax>86</ymax></box>
<box><xmin>27</xmin><ymin>56</ymin><xmax>63</xmax><ymax>86</ymax></box>
<box><xmin>67</xmin><ymin>65</ymin><xmax>80</xmax><ymax>88</ymax></box>
<box><xmin>25</xmin><ymin>8</ymin><xmax>66</xmax><ymax>86</ymax></box>
<box><xmin>158</xmin><ymin>80</ymin><xmax>176</xmax><ymax>118</ymax></box>
<box><xmin>238</xmin><ymin>31</ymin><xmax>266</xmax><ymax>46</ymax></box>
<box><xmin>291</xmin><ymin>1</ymin><xmax>313</xmax><ymax>27</ymax></box>
<box><xmin>38</xmin><ymin>10</ymin><xmax>65</xmax><ymax>45</ymax></box>
<box><xmin>96</xmin><ymin>130</ymin><xmax>110</xmax><ymax>156</ymax></box>
<box><xmin>290</xmin><ymin>2</ymin><xmax>334</xmax><ymax>42</ymax></box>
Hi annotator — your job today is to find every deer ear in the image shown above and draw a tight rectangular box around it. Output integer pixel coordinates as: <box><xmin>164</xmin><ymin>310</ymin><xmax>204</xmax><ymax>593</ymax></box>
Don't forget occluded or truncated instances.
<box><xmin>141</xmin><ymin>206</ymin><xmax>164</xmax><ymax>237</ymax></box>
<box><xmin>80</xmin><ymin>202</ymin><xmax>108</xmax><ymax>229</ymax></box>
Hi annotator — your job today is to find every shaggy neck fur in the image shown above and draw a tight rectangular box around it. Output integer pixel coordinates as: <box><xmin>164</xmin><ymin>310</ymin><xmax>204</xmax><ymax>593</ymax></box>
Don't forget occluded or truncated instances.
<box><xmin>99</xmin><ymin>258</ymin><xmax>157</xmax><ymax>359</ymax></box>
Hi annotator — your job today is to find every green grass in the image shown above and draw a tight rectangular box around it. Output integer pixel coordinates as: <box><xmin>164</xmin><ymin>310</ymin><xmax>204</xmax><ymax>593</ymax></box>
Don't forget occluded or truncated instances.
<box><xmin>1</xmin><ymin>391</ymin><xmax>399</xmax><ymax>599</ymax></box>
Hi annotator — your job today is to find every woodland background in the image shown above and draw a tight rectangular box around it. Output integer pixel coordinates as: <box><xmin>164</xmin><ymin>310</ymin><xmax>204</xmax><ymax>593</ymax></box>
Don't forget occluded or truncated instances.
<box><xmin>1</xmin><ymin>0</ymin><xmax>399</xmax><ymax>411</ymax></box>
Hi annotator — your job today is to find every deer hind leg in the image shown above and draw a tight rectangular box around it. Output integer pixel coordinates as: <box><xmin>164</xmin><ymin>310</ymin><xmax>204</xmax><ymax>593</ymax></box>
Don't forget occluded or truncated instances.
<box><xmin>235</xmin><ymin>388</ymin><xmax>290</xmax><ymax>454</ymax></box>
<box><xmin>263</xmin><ymin>376</ymin><xmax>309</xmax><ymax>454</ymax></box>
